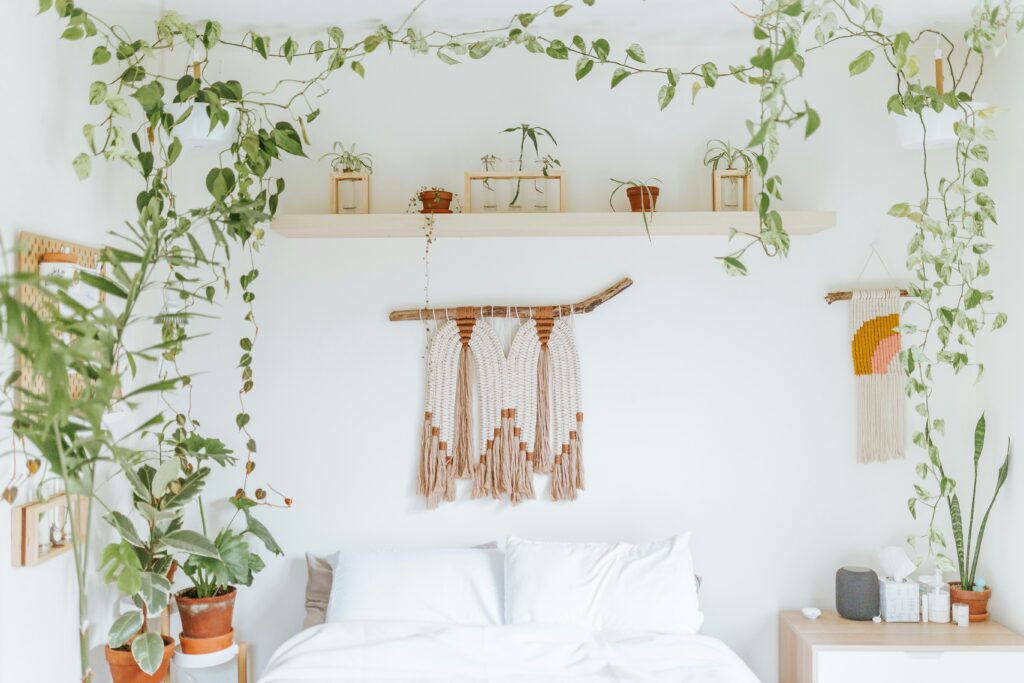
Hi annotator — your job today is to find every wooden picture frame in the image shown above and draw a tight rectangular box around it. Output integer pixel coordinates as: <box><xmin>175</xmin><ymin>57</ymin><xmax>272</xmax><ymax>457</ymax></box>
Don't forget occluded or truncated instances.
<box><xmin>330</xmin><ymin>172</ymin><xmax>371</xmax><ymax>214</ymax></box>
<box><xmin>712</xmin><ymin>169</ymin><xmax>754</xmax><ymax>212</ymax></box>
<box><xmin>10</xmin><ymin>493</ymin><xmax>89</xmax><ymax>567</ymax></box>
<box><xmin>464</xmin><ymin>170</ymin><xmax>566</xmax><ymax>213</ymax></box>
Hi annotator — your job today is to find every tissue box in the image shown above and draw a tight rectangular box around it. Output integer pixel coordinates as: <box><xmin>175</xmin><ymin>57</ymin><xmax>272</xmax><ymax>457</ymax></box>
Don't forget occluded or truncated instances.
<box><xmin>879</xmin><ymin>578</ymin><xmax>920</xmax><ymax>622</ymax></box>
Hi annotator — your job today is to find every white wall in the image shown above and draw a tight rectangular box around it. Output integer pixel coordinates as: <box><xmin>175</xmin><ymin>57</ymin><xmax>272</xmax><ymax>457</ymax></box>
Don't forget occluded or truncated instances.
<box><xmin>3</xmin><ymin>5</ymin><xmax>1022</xmax><ymax>683</ymax></box>
<box><xmin>0</xmin><ymin>4</ymin><xmax>155</xmax><ymax>682</ymax></box>
<box><xmin>167</xmin><ymin>31</ymin><xmax>1019</xmax><ymax>683</ymax></box>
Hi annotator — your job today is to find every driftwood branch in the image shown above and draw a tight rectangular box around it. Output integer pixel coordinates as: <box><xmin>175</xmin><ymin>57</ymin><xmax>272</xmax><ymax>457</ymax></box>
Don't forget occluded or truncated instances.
<box><xmin>825</xmin><ymin>289</ymin><xmax>910</xmax><ymax>304</ymax></box>
<box><xmin>389</xmin><ymin>277</ymin><xmax>634</xmax><ymax>321</ymax></box>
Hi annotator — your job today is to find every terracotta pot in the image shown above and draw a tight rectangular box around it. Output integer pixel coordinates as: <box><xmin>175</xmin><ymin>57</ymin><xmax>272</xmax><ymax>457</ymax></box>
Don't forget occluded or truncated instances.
<box><xmin>105</xmin><ymin>635</ymin><xmax>174</xmax><ymax>683</ymax></box>
<box><xmin>626</xmin><ymin>185</ymin><xmax>659</xmax><ymax>212</ymax></box>
<box><xmin>180</xmin><ymin>628</ymin><xmax>235</xmax><ymax>655</ymax></box>
<box><xmin>419</xmin><ymin>190</ymin><xmax>453</xmax><ymax>213</ymax></box>
<box><xmin>176</xmin><ymin>585</ymin><xmax>236</xmax><ymax>639</ymax></box>
<box><xmin>950</xmin><ymin>582</ymin><xmax>991</xmax><ymax>622</ymax></box>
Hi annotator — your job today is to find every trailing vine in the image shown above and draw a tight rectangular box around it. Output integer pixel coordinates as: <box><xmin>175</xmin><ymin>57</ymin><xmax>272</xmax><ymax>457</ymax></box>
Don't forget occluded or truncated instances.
<box><xmin>0</xmin><ymin>0</ymin><xmax>1020</xmax><ymax>679</ymax></box>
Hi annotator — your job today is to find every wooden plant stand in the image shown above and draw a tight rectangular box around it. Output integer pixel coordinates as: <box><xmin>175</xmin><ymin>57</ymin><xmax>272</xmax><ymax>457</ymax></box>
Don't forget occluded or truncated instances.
<box><xmin>464</xmin><ymin>170</ymin><xmax>566</xmax><ymax>213</ymax></box>
<box><xmin>329</xmin><ymin>172</ymin><xmax>371</xmax><ymax>214</ymax></box>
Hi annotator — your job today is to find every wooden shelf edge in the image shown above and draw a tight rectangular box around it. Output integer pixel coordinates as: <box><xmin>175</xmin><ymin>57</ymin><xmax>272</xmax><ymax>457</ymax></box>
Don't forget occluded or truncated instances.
<box><xmin>269</xmin><ymin>210</ymin><xmax>836</xmax><ymax>238</ymax></box>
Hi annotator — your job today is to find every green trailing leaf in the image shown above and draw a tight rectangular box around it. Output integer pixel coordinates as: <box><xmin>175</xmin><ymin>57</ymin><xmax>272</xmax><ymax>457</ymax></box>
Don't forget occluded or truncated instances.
<box><xmin>626</xmin><ymin>43</ymin><xmax>646</xmax><ymax>63</ymax></box>
<box><xmin>657</xmin><ymin>84</ymin><xmax>675</xmax><ymax>110</ymax></box>
<box><xmin>610</xmin><ymin>68</ymin><xmax>631</xmax><ymax>88</ymax></box>
<box><xmin>848</xmin><ymin>50</ymin><xmax>875</xmax><ymax>75</ymax></box>
<box><xmin>151</xmin><ymin>458</ymin><xmax>180</xmax><ymax>497</ymax></box>
<box><xmin>575</xmin><ymin>57</ymin><xmax>594</xmax><ymax>80</ymax></box>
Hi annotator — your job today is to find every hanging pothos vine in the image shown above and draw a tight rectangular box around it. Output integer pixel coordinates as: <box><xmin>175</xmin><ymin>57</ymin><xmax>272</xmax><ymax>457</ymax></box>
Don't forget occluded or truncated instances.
<box><xmin>0</xmin><ymin>0</ymin><xmax>1021</xmax><ymax>679</ymax></box>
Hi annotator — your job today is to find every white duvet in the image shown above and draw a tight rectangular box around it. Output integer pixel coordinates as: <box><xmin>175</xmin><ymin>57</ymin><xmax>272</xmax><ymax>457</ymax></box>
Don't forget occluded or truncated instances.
<box><xmin>259</xmin><ymin>622</ymin><xmax>761</xmax><ymax>683</ymax></box>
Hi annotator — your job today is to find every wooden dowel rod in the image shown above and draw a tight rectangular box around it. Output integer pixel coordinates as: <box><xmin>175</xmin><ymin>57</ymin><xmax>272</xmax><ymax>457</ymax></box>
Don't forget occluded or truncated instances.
<box><xmin>825</xmin><ymin>289</ymin><xmax>910</xmax><ymax>305</ymax></box>
<box><xmin>389</xmin><ymin>277</ymin><xmax>633</xmax><ymax>321</ymax></box>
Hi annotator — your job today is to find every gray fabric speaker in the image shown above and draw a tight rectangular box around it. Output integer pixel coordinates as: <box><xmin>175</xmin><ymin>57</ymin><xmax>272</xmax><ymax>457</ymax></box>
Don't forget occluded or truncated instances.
<box><xmin>836</xmin><ymin>566</ymin><xmax>880</xmax><ymax>620</ymax></box>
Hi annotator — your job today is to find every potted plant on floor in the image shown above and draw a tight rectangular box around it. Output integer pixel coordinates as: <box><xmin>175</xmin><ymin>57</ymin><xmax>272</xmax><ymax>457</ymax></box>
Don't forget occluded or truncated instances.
<box><xmin>101</xmin><ymin>455</ymin><xmax>216</xmax><ymax>681</ymax></box>
<box><xmin>609</xmin><ymin>177</ymin><xmax>662</xmax><ymax>239</ymax></box>
<box><xmin>944</xmin><ymin>415</ymin><xmax>1009</xmax><ymax>622</ymax></box>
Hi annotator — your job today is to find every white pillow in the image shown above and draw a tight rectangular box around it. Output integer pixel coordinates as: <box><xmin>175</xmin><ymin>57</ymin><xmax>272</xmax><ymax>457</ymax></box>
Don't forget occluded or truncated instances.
<box><xmin>504</xmin><ymin>534</ymin><xmax>703</xmax><ymax>634</ymax></box>
<box><xmin>325</xmin><ymin>548</ymin><xmax>503</xmax><ymax>625</ymax></box>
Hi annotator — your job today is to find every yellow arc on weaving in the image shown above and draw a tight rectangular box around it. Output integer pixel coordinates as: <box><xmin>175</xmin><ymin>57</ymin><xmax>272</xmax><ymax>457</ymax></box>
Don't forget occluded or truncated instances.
<box><xmin>851</xmin><ymin>313</ymin><xmax>900</xmax><ymax>376</ymax></box>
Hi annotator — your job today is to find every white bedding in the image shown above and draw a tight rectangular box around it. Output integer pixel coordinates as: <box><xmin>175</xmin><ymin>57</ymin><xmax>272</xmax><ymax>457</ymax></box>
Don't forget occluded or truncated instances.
<box><xmin>259</xmin><ymin>622</ymin><xmax>761</xmax><ymax>683</ymax></box>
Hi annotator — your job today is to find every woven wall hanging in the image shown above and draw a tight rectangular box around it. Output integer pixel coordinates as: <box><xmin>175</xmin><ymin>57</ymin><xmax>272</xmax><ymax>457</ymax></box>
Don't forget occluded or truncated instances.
<box><xmin>847</xmin><ymin>289</ymin><xmax>904</xmax><ymax>463</ymax></box>
<box><xmin>393</xmin><ymin>278</ymin><xmax>631</xmax><ymax>508</ymax></box>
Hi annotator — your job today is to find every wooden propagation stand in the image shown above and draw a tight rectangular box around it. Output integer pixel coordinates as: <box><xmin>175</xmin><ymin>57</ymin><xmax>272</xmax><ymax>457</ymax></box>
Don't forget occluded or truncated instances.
<box><xmin>330</xmin><ymin>172</ymin><xmax>371</xmax><ymax>214</ymax></box>
<box><xmin>10</xmin><ymin>494</ymin><xmax>89</xmax><ymax>567</ymax></box>
<box><xmin>464</xmin><ymin>170</ymin><xmax>566</xmax><ymax>213</ymax></box>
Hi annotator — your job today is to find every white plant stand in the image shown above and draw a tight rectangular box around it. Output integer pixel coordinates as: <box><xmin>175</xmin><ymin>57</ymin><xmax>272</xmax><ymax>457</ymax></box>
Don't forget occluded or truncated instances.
<box><xmin>171</xmin><ymin>641</ymin><xmax>248</xmax><ymax>683</ymax></box>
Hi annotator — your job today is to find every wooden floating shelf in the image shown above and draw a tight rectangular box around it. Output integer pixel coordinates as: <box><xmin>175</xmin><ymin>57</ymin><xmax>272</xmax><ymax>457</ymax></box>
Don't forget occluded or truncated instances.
<box><xmin>270</xmin><ymin>210</ymin><xmax>836</xmax><ymax>239</ymax></box>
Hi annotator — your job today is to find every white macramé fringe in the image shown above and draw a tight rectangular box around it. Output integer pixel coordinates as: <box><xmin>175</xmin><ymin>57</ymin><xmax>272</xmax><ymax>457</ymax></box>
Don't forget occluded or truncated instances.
<box><xmin>856</xmin><ymin>372</ymin><xmax>905</xmax><ymax>462</ymax></box>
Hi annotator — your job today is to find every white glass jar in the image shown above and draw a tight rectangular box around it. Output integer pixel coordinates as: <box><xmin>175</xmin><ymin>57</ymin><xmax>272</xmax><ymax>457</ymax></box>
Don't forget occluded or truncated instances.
<box><xmin>920</xmin><ymin>571</ymin><xmax>951</xmax><ymax>623</ymax></box>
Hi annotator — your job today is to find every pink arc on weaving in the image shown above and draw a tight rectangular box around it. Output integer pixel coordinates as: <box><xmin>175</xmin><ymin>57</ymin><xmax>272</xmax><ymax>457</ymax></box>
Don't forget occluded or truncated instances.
<box><xmin>870</xmin><ymin>334</ymin><xmax>900</xmax><ymax>374</ymax></box>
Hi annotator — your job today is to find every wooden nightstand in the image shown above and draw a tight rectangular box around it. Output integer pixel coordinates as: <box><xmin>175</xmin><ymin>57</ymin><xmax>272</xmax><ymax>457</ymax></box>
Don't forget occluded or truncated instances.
<box><xmin>779</xmin><ymin>610</ymin><xmax>1024</xmax><ymax>683</ymax></box>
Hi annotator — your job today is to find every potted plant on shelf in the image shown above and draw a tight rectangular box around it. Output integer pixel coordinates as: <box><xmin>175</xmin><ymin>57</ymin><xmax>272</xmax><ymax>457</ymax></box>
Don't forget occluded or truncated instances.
<box><xmin>944</xmin><ymin>414</ymin><xmax>1010</xmax><ymax>622</ymax></box>
<box><xmin>609</xmin><ymin>177</ymin><xmax>662</xmax><ymax>239</ymax></box>
<box><xmin>501</xmin><ymin>123</ymin><xmax>559</xmax><ymax>209</ymax></box>
<box><xmin>704</xmin><ymin>139</ymin><xmax>755</xmax><ymax>211</ymax></box>
<box><xmin>320</xmin><ymin>142</ymin><xmax>373</xmax><ymax>213</ymax></box>
<box><xmin>410</xmin><ymin>187</ymin><xmax>457</xmax><ymax>213</ymax></box>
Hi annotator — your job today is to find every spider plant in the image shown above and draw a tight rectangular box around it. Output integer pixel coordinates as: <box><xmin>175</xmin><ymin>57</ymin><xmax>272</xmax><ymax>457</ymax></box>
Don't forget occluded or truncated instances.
<box><xmin>319</xmin><ymin>142</ymin><xmax>373</xmax><ymax>174</ymax></box>
<box><xmin>703</xmin><ymin>138</ymin><xmax>754</xmax><ymax>173</ymax></box>
<box><xmin>609</xmin><ymin>177</ymin><xmax>662</xmax><ymax>241</ymax></box>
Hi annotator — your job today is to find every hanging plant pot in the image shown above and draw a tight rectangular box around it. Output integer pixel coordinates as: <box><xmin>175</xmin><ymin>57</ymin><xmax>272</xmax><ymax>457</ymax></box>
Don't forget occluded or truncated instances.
<box><xmin>949</xmin><ymin>583</ymin><xmax>992</xmax><ymax>622</ymax></box>
<box><xmin>419</xmin><ymin>190</ymin><xmax>453</xmax><ymax>213</ymax></box>
<box><xmin>105</xmin><ymin>636</ymin><xmax>174</xmax><ymax>683</ymax></box>
<box><xmin>176</xmin><ymin>586</ymin><xmax>237</xmax><ymax>646</ymax></box>
<box><xmin>626</xmin><ymin>185</ymin><xmax>659</xmax><ymax>212</ymax></box>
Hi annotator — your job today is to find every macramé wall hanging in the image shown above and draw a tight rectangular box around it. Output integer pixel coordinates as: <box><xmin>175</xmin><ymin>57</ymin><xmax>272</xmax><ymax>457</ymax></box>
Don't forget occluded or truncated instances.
<box><xmin>390</xmin><ymin>277</ymin><xmax>632</xmax><ymax>508</ymax></box>
<box><xmin>826</xmin><ymin>287</ymin><xmax>909</xmax><ymax>463</ymax></box>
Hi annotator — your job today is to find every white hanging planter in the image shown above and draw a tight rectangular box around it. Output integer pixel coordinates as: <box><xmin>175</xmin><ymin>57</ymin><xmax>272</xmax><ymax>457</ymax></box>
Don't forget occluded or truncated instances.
<box><xmin>165</xmin><ymin>102</ymin><xmax>238</xmax><ymax>149</ymax></box>
<box><xmin>895</xmin><ymin>101</ymin><xmax>988</xmax><ymax>150</ymax></box>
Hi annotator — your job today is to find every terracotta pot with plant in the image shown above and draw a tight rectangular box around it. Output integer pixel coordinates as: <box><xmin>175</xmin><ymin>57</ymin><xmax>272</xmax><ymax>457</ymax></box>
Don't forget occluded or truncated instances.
<box><xmin>105</xmin><ymin>636</ymin><xmax>175</xmax><ymax>683</ymax></box>
<box><xmin>416</xmin><ymin>187</ymin><xmax>454</xmax><ymax>213</ymax></box>
<box><xmin>609</xmin><ymin>177</ymin><xmax>662</xmax><ymax>240</ymax></box>
<box><xmin>176</xmin><ymin>521</ymin><xmax>281</xmax><ymax>654</ymax></box>
<box><xmin>936</xmin><ymin>414</ymin><xmax>1009</xmax><ymax>622</ymax></box>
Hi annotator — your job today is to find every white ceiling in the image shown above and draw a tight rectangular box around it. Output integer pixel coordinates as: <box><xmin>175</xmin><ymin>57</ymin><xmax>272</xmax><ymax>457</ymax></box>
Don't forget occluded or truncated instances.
<box><xmin>108</xmin><ymin>0</ymin><xmax>980</xmax><ymax>43</ymax></box>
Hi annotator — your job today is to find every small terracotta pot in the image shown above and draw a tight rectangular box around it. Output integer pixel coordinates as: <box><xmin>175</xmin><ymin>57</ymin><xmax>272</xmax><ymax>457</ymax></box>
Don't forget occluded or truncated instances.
<box><xmin>180</xmin><ymin>628</ymin><xmax>235</xmax><ymax>655</ymax></box>
<box><xmin>626</xmin><ymin>185</ymin><xmax>659</xmax><ymax>212</ymax></box>
<box><xmin>105</xmin><ymin>635</ymin><xmax>174</xmax><ymax>683</ymax></box>
<box><xmin>176</xmin><ymin>586</ymin><xmax>236</xmax><ymax>639</ymax></box>
<box><xmin>950</xmin><ymin>582</ymin><xmax>991</xmax><ymax>622</ymax></box>
<box><xmin>419</xmin><ymin>190</ymin><xmax>453</xmax><ymax>213</ymax></box>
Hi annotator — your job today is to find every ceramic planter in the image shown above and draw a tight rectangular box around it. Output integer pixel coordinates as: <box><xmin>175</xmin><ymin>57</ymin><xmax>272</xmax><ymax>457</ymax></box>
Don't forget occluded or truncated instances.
<box><xmin>176</xmin><ymin>585</ymin><xmax>237</xmax><ymax>642</ymax></box>
<box><xmin>626</xmin><ymin>185</ymin><xmax>659</xmax><ymax>212</ymax></box>
<box><xmin>105</xmin><ymin>635</ymin><xmax>174</xmax><ymax>683</ymax></box>
<box><xmin>419</xmin><ymin>190</ymin><xmax>453</xmax><ymax>213</ymax></box>
<box><xmin>950</xmin><ymin>582</ymin><xmax>991</xmax><ymax>622</ymax></box>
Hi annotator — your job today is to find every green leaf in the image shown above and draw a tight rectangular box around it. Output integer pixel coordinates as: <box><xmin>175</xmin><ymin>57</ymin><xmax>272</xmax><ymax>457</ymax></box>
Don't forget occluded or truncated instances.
<box><xmin>626</xmin><ymin>43</ymin><xmax>646</xmax><ymax>63</ymax></box>
<box><xmin>131</xmin><ymin>632</ymin><xmax>165</xmax><ymax>676</ymax></box>
<box><xmin>517</xmin><ymin>13</ymin><xmax>535</xmax><ymax>27</ymax></box>
<box><xmin>38</xmin><ymin>0</ymin><xmax>53</xmax><ymax>12</ymax></box>
<box><xmin>151</xmin><ymin>458</ymin><xmax>180</xmax><ymax>497</ymax></box>
<box><xmin>888</xmin><ymin>202</ymin><xmax>911</xmax><ymax>217</ymax></box>
<box><xmin>804</xmin><ymin>106</ymin><xmax>820</xmax><ymax>138</ymax></box>
<box><xmin>848</xmin><ymin>50</ymin><xmax>875</xmax><ymax>76</ymax></box>
<box><xmin>104</xmin><ymin>511</ymin><xmax>143</xmax><ymax>547</ymax></box>
<box><xmin>79</xmin><ymin>271</ymin><xmax>127</xmax><ymax>298</ymax></box>
<box><xmin>721</xmin><ymin>256</ymin><xmax>748</xmax><ymax>277</ymax></box>
<box><xmin>72</xmin><ymin>153</ymin><xmax>91</xmax><ymax>180</ymax></box>
<box><xmin>974</xmin><ymin>414</ymin><xmax>986</xmax><ymax>464</ymax></box>
<box><xmin>575</xmin><ymin>57</ymin><xmax>594</xmax><ymax>80</ymax></box>
<box><xmin>592</xmin><ymin>38</ymin><xmax>610</xmax><ymax>61</ymax></box>
<box><xmin>657</xmin><ymin>84</ymin><xmax>675</xmax><ymax>110</ymax></box>
<box><xmin>553</xmin><ymin>3</ymin><xmax>572</xmax><ymax>17</ymax></box>
<box><xmin>970</xmin><ymin>168</ymin><xmax>989</xmax><ymax>186</ymax></box>
<box><xmin>468</xmin><ymin>41</ymin><xmax>493</xmax><ymax>59</ymax></box>
<box><xmin>162</xmin><ymin>529</ymin><xmax>220</xmax><ymax>558</ymax></box>
<box><xmin>610</xmin><ymin>68</ymin><xmax>631</xmax><ymax>88</ymax></box>
<box><xmin>138</xmin><ymin>572</ymin><xmax>171</xmax><ymax>614</ymax></box>
<box><xmin>167</xmin><ymin>137</ymin><xmax>182</xmax><ymax>165</ymax></box>
<box><xmin>92</xmin><ymin>46</ymin><xmax>111</xmax><ymax>65</ymax></box>
<box><xmin>61</xmin><ymin>25</ymin><xmax>85</xmax><ymax>40</ymax></box>
<box><xmin>108</xmin><ymin>611</ymin><xmax>144</xmax><ymax>648</ymax></box>
<box><xmin>545</xmin><ymin>40</ymin><xmax>569</xmax><ymax>60</ymax></box>
<box><xmin>992</xmin><ymin>312</ymin><xmax>1008</xmax><ymax>330</ymax></box>
<box><xmin>244</xmin><ymin>511</ymin><xmax>282</xmax><ymax>555</ymax></box>
<box><xmin>350</xmin><ymin>61</ymin><xmax>365</xmax><ymax>78</ymax></box>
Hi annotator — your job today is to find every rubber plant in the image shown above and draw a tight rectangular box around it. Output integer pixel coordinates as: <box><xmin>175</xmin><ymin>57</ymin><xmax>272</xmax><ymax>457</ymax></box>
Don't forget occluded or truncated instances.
<box><xmin>1</xmin><ymin>2</ymin><xmax>1022</xmax><ymax>681</ymax></box>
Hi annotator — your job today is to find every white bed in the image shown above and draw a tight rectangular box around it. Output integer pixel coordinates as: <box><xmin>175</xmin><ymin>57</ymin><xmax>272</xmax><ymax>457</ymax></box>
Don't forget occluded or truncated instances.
<box><xmin>259</xmin><ymin>621</ymin><xmax>761</xmax><ymax>683</ymax></box>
